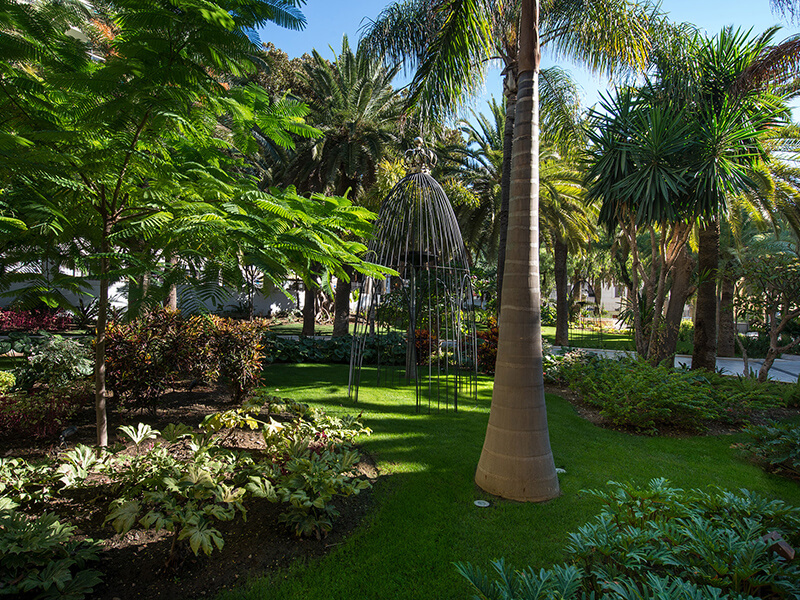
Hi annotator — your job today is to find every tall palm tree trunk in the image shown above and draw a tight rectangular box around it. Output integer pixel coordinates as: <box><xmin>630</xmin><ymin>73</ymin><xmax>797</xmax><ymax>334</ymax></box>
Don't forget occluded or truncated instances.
<box><xmin>475</xmin><ymin>0</ymin><xmax>559</xmax><ymax>502</ymax></box>
<box><xmin>554</xmin><ymin>236</ymin><xmax>569</xmax><ymax>346</ymax></box>
<box><xmin>497</xmin><ymin>77</ymin><xmax>516</xmax><ymax>316</ymax></box>
<box><xmin>692</xmin><ymin>218</ymin><xmax>719</xmax><ymax>370</ymax></box>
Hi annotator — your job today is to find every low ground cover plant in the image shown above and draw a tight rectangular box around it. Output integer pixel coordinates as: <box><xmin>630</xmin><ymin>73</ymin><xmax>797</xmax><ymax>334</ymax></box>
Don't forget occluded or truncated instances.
<box><xmin>0</xmin><ymin>498</ymin><xmax>103</xmax><ymax>600</ymax></box>
<box><xmin>2</xmin><ymin>392</ymin><xmax>372</xmax><ymax>590</ymax></box>
<box><xmin>738</xmin><ymin>421</ymin><xmax>800</xmax><ymax>479</ymax></box>
<box><xmin>544</xmin><ymin>352</ymin><xmax>790</xmax><ymax>433</ymax></box>
<box><xmin>458</xmin><ymin>479</ymin><xmax>800</xmax><ymax>599</ymax></box>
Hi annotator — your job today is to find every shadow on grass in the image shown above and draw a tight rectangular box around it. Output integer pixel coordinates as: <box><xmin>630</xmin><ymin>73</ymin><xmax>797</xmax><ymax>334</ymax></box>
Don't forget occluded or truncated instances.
<box><xmin>218</xmin><ymin>363</ymin><xmax>800</xmax><ymax>600</ymax></box>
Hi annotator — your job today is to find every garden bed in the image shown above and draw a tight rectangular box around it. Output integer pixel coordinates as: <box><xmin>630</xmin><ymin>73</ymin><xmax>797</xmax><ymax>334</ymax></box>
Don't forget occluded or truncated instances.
<box><xmin>1</xmin><ymin>383</ymin><xmax>379</xmax><ymax>600</ymax></box>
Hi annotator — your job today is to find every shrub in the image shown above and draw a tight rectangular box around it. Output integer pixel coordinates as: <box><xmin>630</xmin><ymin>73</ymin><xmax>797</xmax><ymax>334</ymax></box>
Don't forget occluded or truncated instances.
<box><xmin>561</xmin><ymin>356</ymin><xmax>729</xmax><ymax>432</ymax></box>
<box><xmin>0</xmin><ymin>371</ymin><xmax>14</xmax><ymax>393</ymax></box>
<box><xmin>458</xmin><ymin>479</ymin><xmax>800</xmax><ymax>600</ymax></box>
<box><xmin>0</xmin><ymin>499</ymin><xmax>103</xmax><ymax>600</ymax></box>
<box><xmin>0</xmin><ymin>385</ymin><xmax>87</xmax><ymax>439</ymax></box>
<box><xmin>14</xmin><ymin>334</ymin><xmax>93</xmax><ymax>391</ymax></box>
<box><xmin>476</xmin><ymin>320</ymin><xmax>498</xmax><ymax>374</ymax></box>
<box><xmin>261</xmin><ymin>332</ymin><xmax>406</xmax><ymax>366</ymax></box>
<box><xmin>210</xmin><ymin>316</ymin><xmax>266</xmax><ymax>403</ymax></box>
<box><xmin>0</xmin><ymin>309</ymin><xmax>73</xmax><ymax>332</ymax></box>
<box><xmin>738</xmin><ymin>421</ymin><xmax>800</xmax><ymax>478</ymax></box>
<box><xmin>105</xmin><ymin>309</ymin><xmax>187</xmax><ymax>409</ymax></box>
<box><xmin>106</xmin><ymin>309</ymin><xmax>220</xmax><ymax>409</ymax></box>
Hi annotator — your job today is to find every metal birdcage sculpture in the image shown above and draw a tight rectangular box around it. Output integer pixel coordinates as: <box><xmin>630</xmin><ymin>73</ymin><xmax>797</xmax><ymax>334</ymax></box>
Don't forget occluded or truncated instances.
<box><xmin>348</xmin><ymin>139</ymin><xmax>478</xmax><ymax>412</ymax></box>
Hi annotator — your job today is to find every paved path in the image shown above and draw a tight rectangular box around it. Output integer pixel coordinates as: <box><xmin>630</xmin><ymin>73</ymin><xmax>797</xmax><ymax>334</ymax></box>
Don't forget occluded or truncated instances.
<box><xmin>551</xmin><ymin>346</ymin><xmax>800</xmax><ymax>383</ymax></box>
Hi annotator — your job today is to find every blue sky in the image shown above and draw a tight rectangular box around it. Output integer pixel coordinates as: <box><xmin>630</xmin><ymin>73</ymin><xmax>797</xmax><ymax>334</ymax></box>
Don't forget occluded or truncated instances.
<box><xmin>258</xmin><ymin>0</ymin><xmax>800</xmax><ymax>117</ymax></box>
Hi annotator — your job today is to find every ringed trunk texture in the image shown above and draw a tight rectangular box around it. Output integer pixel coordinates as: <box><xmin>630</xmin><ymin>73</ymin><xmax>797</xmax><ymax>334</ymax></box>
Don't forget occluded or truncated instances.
<box><xmin>554</xmin><ymin>237</ymin><xmax>569</xmax><ymax>346</ymax></box>
<box><xmin>475</xmin><ymin>1</ymin><xmax>559</xmax><ymax>502</ymax></box>
<box><xmin>497</xmin><ymin>81</ymin><xmax>516</xmax><ymax>316</ymax></box>
<box><xmin>332</xmin><ymin>266</ymin><xmax>353</xmax><ymax>337</ymax></box>
<box><xmin>717</xmin><ymin>275</ymin><xmax>735</xmax><ymax>357</ymax></box>
<box><xmin>692</xmin><ymin>219</ymin><xmax>719</xmax><ymax>370</ymax></box>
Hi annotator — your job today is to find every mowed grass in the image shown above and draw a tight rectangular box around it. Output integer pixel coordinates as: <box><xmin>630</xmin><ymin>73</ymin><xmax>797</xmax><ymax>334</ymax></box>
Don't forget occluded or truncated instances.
<box><xmin>221</xmin><ymin>364</ymin><xmax>800</xmax><ymax>600</ymax></box>
<box><xmin>540</xmin><ymin>324</ymin><xmax>636</xmax><ymax>351</ymax></box>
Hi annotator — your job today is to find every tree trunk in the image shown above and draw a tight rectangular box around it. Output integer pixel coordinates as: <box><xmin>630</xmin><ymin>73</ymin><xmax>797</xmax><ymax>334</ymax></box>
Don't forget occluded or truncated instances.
<box><xmin>497</xmin><ymin>76</ymin><xmax>516</xmax><ymax>318</ymax></box>
<box><xmin>717</xmin><ymin>275</ymin><xmax>735</xmax><ymax>357</ymax></box>
<box><xmin>95</xmin><ymin>219</ymin><xmax>112</xmax><ymax>447</ymax></box>
<box><xmin>332</xmin><ymin>265</ymin><xmax>353</xmax><ymax>337</ymax></box>
<box><xmin>165</xmin><ymin>251</ymin><xmax>178</xmax><ymax>311</ymax></box>
<box><xmin>302</xmin><ymin>281</ymin><xmax>316</xmax><ymax>337</ymax></box>
<box><xmin>692</xmin><ymin>218</ymin><xmax>719</xmax><ymax>371</ymax></box>
<box><xmin>554</xmin><ymin>236</ymin><xmax>569</xmax><ymax>346</ymax></box>
<box><xmin>475</xmin><ymin>0</ymin><xmax>559</xmax><ymax>503</ymax></box>
<box><xmin>656</xmin><ymin>243</ymin><xmax>694</xmax><ymax>364</ymax></box>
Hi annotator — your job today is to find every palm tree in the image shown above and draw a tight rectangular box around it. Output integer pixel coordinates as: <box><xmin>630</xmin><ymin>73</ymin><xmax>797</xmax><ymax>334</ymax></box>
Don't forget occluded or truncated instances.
<box><xmin>281</xmin><ymin>36</ymin><xmax>403</xmax><ymax>337</ymax></box>
<box><xmin>361</xmin><ymin>0</ymin><xmax>663</xmax><ymax>310</ymax></box>
<box><xmin>442</xmin><ymin>98</ymin><xmax>593</xmax><ymax>347</ymax></box>
<box><xmin>359</xmin><ymin>0</ymin><xmax>661</xmax><ymax>501</ymax></box>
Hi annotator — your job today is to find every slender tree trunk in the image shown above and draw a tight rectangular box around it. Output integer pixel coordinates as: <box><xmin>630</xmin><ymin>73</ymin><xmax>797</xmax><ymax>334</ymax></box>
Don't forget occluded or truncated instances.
<box><xmin>165</xmin><ymin>251</ymin><xmax>178</xmax><ymax>311</ymax></box>
<box><xmin>657</xmin><ymin>244</ymin><xmax>694</xmax><ymax>364</ymax></box>
<box><xmin>476</xmin><ymin>0</ymin><xmax>559</xmax><ymax>502</ymax></box>
<box><xmin>95</xmin><ymin>219</ymin><xmax>112</xmax><ymax>447</ymax></box>
<box><xmin>692</xmin><ymin>218</ymin><xmax>719</xmax><ymax>370</ymax></box>
<box><xmin>302</xmin><ymin>281</ymin><xmax>316</xmax><ymax>337</ymax></box>
<box><xmin>554</xmin><ymin>236</ymin><xmax>569</xmax><ymax>346</ymax></box>
<box><xmin>717</xmin><ymin>275</ymin><xmax>735</xmax><ymax>357</ymax></box>
<box><xmin>497</xmin><ymin>76</ymin><xmax>516</xmax><ymax>317</ymax></box>
<box><xmin>332</xmin><ymin>266</ymin><xmax>353</xmax><ymax>337</ymax></box>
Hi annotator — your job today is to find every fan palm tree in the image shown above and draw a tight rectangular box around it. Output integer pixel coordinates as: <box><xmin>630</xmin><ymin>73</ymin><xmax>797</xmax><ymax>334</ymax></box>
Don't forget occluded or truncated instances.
<box><xmin>280</xmin><ymin>36</ymin><xmax>403</xmax><ymax>336</ymax></box>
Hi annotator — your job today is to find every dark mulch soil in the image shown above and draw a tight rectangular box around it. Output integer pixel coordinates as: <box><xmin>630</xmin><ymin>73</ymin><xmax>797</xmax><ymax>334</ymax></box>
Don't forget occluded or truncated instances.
<box><xmin>1</xmin><ymin>383</ymin><xmax>379</xmax><ymax>600</ymax></box>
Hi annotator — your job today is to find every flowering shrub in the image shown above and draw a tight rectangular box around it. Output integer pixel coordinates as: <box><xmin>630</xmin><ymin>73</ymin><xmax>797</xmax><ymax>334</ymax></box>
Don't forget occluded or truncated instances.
<box><xmin>0</xmin><ymin>309</ymin><xmax>73</xmax><ymax>332</ymax></box>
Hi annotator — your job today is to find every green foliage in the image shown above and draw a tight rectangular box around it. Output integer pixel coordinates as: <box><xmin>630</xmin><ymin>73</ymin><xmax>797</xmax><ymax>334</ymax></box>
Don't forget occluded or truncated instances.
<box><xmin>540</xmin><ymin>302</ymin><xmax>557</xmax><ymax>327</ymax></box>
<box><xmin>210</xmin><ymin>316</ymin><xmax>264</xmax><ymax>403</ymax></box>
<box><xmin>0</xmin><ymin>386</ymin><xmax>86</xmax><ymax>439</ymax></box>
<box><xmin>458</xmin><ymin>479</ymin><xmax>800</xmax><ymax>599</ymax></box>
<box><xmin>739</xmin><ymin>421</ymin><xmax>800</xmax><ymax>479</ymax></box>
<box><xmin>14</xmin><ymin>335</ymin><xmax>92</xmax><ymax>391</ymax></box>
<box><xmin>0</xmin><ymin>500</ymin><xmax>102</xmax><ymax>600</ymax></box>
<box><xmin>0</xmin><ymin>458</ymin><xmax>55</xmax><ymax>504</ymax></box>
<box><xmin>559</xmin><ymin>355</ymin><xmax>761</xmax><ymax>432</ymax></box>
<box><xmin>0</xmin><ymin>371</ymin><xmax>14</xmax><ymax>394</ymax></box>
<box><xmin>262</xmin><ymin>332</ymin><xmax>407</xmax><ymax>366</ymax></box>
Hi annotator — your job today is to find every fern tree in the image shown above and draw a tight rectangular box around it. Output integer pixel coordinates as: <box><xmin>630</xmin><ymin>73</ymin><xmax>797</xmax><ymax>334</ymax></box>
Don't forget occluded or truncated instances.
<box><xmin>0</xmin><ymin>0</ymin><xmax>340</xmax><ymax>446</ymax></box>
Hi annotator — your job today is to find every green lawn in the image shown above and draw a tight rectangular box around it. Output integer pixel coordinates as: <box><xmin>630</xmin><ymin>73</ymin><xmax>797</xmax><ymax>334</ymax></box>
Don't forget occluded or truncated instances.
<box><xmin>221</xmin><ymin>364</ymin><xmax>800</xmax><ymax>600</ymax></box>
<box><xmin>266</xmin><ymin>322</ymin><xmax>335</xmax><ymax>335</ymax></box>
<box><xmin>541</xmin><ymin>324</ymin><xmax>636</xmax><ymax>351</ymax></box>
